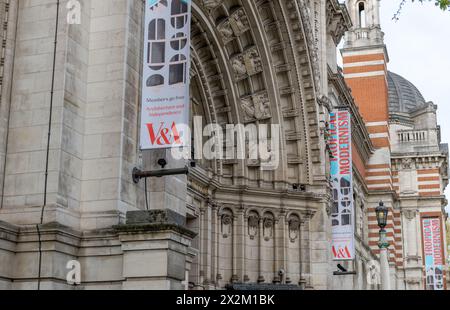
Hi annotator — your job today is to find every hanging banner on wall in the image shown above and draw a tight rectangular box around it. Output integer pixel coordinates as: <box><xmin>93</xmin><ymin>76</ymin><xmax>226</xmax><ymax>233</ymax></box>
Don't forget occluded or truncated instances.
<box><xmin>329</xmin><ymin>110</ymin><xmax>355</xmax><ymax>261</ymax></box>
<box><xmin>422</xmin><ymin>217</ymin><xmax>445</xmax><ymax>290</ymax></box>
<box><xmin>140</xmin><ymin>0</ymin><xmax>191</xmax><ymax>150</ymax></box>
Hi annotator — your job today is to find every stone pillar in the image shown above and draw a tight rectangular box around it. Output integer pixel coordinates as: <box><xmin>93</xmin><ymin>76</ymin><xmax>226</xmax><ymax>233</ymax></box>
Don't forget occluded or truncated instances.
<box><xmin>380</xmin><ymin>248</ymin><xmax>391</xmax><ymax>290</ymax></box>
<box><xmin>198</xmin><ymin>206</ymin><xmax>204</xmax><ymax>285</ymax></box>
<box><xmin>231</xmin><ymin>213</ymin><xmax>238</xmax><ymax>283</ymax></box>
<box><xmin>281</xmin><ymin>213</ymin><xmax>289</xmax><ymax>284</ymax></box>
<box><xmin>273</xmin><ymin>217</ymin><xmax>280</xmax><ymax>283</ymax></box>
<box><xmin>202</xmin><ymin>202</ymin><xmax>213</xmax><ymax>286</ymax></box>
<box><xmin>117</xmin><ymin>210</ymin><xmax>195</xmax><ymax>290</ymax></box>
<box><xmin>258</xmin><ymin>219</ymin><xmax>264</xmax><ymax>283</ymax></box>
<box><xmin>212</xmin><ymin>205</ymin><xmax>219</xmax><ymax>287</ymax></box>
<box><xmin>405</xmin><ymin>210</ymin><xmax>418</xmax><ymax>257</ymax></box>
<box><xmin>235</xmin><ymin>208</ymin><xmax>245</xmax><ymax>282</ymax></box>
<box><xmin>215</xmin><ymin>210</ymin><xmax>222</xmax><ymax>286</ymax></box>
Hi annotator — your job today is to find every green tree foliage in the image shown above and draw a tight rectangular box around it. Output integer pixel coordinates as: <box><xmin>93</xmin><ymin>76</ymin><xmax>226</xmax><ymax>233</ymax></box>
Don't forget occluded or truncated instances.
<box><xmin>394</xmin><ymin>0</ymin><xmax>449</xmax><ymax>20</ymax></box>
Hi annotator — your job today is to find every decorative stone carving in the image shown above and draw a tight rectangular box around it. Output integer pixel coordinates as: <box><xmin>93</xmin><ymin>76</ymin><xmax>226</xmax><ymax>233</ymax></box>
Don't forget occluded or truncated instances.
<box><xmin>231</xmin><ymin>47</ymin><xmax>262</xmax><ymax>80</ymax></box>
<box><xmin>221</xmin><ymin>214</ymin><xmax>233</xmax><ymax>238</ymax></box>
<box><xmin>217</xmin><ymin>7</ymin><xmax>249</xmax><ymax>43</ymax></box>
<box><xmin>231</xmin><ymin>56</ymin><xmax>247</xmax><ymax>77</ymax></box>
<box><xmin>218</xmin><ymin>21</ymin><xmax>234</xmax><ymax>42</ymax></box>
<box><xmin>288</xmin><ymin>217</ymin><xmax>300</xmax><ymax>242</ymax></box>
<box><xmin>202</xmin><ymin>0</ymin><xmax>223</xmax><ymax>11</ymax></box>
<box><xmin>263</xmin><ymin>217</ymin><xmax>274</xmax><ymax>241</ymax></box>
<box><xmin>240</xmin><ymin>92</ymin><xmax>271</xmax><ymax>123</ymax></box>
<box><xmin>229</xmin><ymin>8</ymin><xmax>249</xmax><ymax>36</ymax></box>
<box><xmin>401</xmin><ymin>158</ymin><xmax>414</xmax><ymax>170</ymax></box>
<box><xmin>403</xmin><ymin>210</ymin><xmax>417</xmax><ymax>221</ymax></box>
<box><xmin>244</xmin><ymin>47</ymin><xmax>262</xmax><ymax>76</ymax></box>
<box><xmin>248</xmin><ymin>215</ymin><xmax>259</xmax><ymax>240</ymax></box>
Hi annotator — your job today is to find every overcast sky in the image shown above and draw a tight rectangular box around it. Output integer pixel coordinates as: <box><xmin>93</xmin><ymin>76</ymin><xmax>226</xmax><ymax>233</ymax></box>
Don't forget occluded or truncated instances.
<box><xmin>339</xmin><ymin>1</ymin><xmax>450</xmax><ymax>212</ymax></box>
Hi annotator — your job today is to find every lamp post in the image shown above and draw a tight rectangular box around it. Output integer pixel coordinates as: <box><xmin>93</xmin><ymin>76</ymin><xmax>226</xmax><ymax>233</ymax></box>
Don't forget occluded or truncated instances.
<box><xmin>375</xmin><ymin>201</ymin><xmax>391</xmax><ymax>290</ymax></box>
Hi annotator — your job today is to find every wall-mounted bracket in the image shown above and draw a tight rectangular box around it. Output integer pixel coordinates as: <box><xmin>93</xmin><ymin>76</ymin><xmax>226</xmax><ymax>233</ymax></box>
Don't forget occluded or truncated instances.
<box><xmin>333</xmin><ymin>271</ymin><xmax>357</xmax><ymax>276</ymax></box>
<box><xmin>132</xmin><ymin>166</ymin><xmax>189</xmax><ymax>184</ymax></box>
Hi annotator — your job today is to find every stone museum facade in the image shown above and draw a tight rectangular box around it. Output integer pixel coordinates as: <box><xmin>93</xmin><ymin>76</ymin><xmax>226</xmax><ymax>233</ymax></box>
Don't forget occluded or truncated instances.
<box><xmin>0</xmin><ymin>0</ymin><xmax>448</xmax><ymax>290</ymax></box>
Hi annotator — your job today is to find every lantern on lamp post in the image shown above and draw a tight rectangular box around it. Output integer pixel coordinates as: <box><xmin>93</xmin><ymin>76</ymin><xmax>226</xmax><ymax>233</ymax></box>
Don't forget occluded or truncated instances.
<box><xmin>375</xmin><ymin>201</ymin><xmax>389</xmax><ymax>249</ymax></box>
<box><xmin>375</xmin><ymin>201</ymin><xmax>391</xmax><ymax>290</ymax></box>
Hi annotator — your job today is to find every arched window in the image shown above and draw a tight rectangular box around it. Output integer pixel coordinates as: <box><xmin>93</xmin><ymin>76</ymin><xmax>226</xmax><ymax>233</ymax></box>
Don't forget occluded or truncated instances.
<box><xmin>170</xmin><ymin>32</ymin><xmax>188</xmax><ymax>51</ymax></box>
<box><xmin>147</xmin><ymin>74</ymin><xmax>164</xmax><ymax>87</ymax></box>
<box><xmin>358</xmin><ymin>2</ymin><xmax>367</xmax><ymax>28</ymax></box>
<box><xmin>169</xmin><ymin>54</ymin><xmax>187</xmax><ymax>85</ymax></box>
<box><xmin>171</xmin><ymin>0</ymin><xmax>189</xmax><ymax>29</ymax></box>
<box><xmin>148</xmin><ymin>18</ymin><xmax>166</xmax><ymax>70</ymax></box>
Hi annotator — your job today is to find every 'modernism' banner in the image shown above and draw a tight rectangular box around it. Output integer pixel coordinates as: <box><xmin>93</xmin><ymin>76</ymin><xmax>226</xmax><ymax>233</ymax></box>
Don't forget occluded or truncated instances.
<box><xmin>422</xmin><ymin>217</ymin><xmax>446</xmax><ymax>290</ymax></box>
<box><xmin>141</xmin><ymin>0</ymin><xmax>191</xmax><ymax>150</ymax></box>
<box><xmin>329</xmin><ymin>110</ymin><xmax>355</xmax><ymax>260</ymax></box>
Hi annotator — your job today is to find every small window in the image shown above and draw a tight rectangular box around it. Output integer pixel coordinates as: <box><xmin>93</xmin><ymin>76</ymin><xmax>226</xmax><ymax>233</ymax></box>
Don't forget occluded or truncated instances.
<box><xmin>149</xmin><ymin>19</ymin><xmax>165</xmax><ymax>40</ymax></box>
<box><xmin>171</xmin><ymin>0</ymin><xmax>188</xmax><ymax>15</ymax></box>
<box><xmin>170</xmin><ymin>32</ymin><xmax>188</xmax><ymax>50</ymax></box>
<box><xmin>358</xmin><ymin>2</ymin><xmax>367</xmax><ymax>28</ymax></box>
<box><xmin>169</xmin><ymin>55</ymin><xmax>187</xmax><ymax>85</ymax></box>
<box><xmin>171</xmin><ymin>0</ymin><xmax>188</xmax><ymax>29</ymax></box>
<box><xmin>147</xmin><ymin>74</ymin><xmax>164</xmax><ymax>87</ymax></box>
<box><xmin>147</xmin><ymin>19</ymin><xmax>166</xmax><ymax>69</ymax></box>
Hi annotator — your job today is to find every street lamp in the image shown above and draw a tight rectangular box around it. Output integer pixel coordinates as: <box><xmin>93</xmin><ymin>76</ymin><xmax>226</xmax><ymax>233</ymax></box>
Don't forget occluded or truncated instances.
<box><xmin>375</xmin><ymin>201</ymin><xmax>391</xmax><ymax>290</ymax></box>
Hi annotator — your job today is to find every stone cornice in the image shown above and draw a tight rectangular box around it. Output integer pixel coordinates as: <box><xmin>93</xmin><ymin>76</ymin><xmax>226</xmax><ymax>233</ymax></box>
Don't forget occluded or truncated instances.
<box><xmin>326</xmin><ymin>0</ymin><xmax>352</xmax><ymax>45</ymax></box>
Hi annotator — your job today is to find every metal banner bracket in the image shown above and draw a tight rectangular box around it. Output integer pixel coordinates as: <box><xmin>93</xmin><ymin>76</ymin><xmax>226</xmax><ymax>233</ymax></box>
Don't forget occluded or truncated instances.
<box><xmin>132</xmin><ymin>166</ymin><xmax>189</xmax><ymax>184</ymax></box>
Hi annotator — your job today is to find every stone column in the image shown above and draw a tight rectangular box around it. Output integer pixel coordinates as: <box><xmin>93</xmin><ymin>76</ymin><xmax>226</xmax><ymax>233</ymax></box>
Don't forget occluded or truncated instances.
<box><xmin>380</xmin><ymin>248</ymin><xmax>391</xmax><ymax>290</ymax></box>
<box><xmin>405</xmin><ymin>210</ymin><xmax>418</xmax><ymax>257</ymax></box>
<box><xmin>203</xmin><ymin>202</ymin><xmax>213</xmax><ymax>286</ymax></box>
<box><xmin>258</xmin><ymin>219</ymin><xmax>264</xmax><ymax>283</ymax></box>
<box><xmin>235</xmin><ymin>208</ymin><xmax>246</xmax><ymax>282</ymax></box>
<box><xmin>211</xmin><ymin>205</ymin><xmax>219</xmax><ymax>287</ymax></box>
<box><xmin>273</xmin><ymin>217</ymin><xmax>280</xmax><ymax>283</ymax></box>
<box><xmin>215</xmin><ymin>210</ymin><xmax>221</xmax><ymax>286</ymax></box>
<box><xmin>198</xmin><ymin>206</ymin><xmax>204</xmax><ymax>285</ymax></box>
<box><xmin>282</xmin><ymin>213</ymin><xmax>289</xmax><ymax>283</ymax></box>
<box><xmin>231</xmin><ymin>213</ymin><xmax>238</xmax><ymax>283</ymax></box>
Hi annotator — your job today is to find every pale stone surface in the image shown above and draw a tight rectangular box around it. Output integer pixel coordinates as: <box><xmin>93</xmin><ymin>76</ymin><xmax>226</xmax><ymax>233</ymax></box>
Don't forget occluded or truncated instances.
<box><xmin>0</xmin><ymin>0</ymin><xmax>447</xmax><ymax>291</ymax></box>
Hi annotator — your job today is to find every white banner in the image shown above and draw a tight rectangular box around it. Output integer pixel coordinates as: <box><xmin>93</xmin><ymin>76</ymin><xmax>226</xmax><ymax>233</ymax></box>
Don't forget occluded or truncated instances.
<box><xmin>422</xmin><ymin>217</ymin><xmax>445</xmax><ymax>290</ymax></box>
<box><xmin>330</xmin><ymin>110</ymin><xmax>355</xmax><ymax>260</ymax></box>
<box><xmin>140</xmin><ymin>0</ymin><xmax>191</xmax><ymax>150</ymax></box>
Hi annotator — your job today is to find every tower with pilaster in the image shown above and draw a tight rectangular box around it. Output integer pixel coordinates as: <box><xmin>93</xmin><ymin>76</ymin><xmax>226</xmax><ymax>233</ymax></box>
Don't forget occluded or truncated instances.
<box><xmin>341</xmin><ymin>0</ymin><xmax>399</xmax><ymax>288</ymax></box>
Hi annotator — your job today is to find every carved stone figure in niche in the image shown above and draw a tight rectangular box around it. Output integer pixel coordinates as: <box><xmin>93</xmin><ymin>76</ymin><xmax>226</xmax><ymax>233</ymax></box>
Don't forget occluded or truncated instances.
<box><xmin>231</xmin><ymin>47</ymin><xmax>262</xmax><ymax>80</ymax></box>
<box><xmin>244</xmin><ymin>47</ymin><xmax>262</xmax><ymax>76</ymax></box>
<box><xmin>240</xmin><ymin>92</ymin><xmax>271</xmax><ymax>123</ymax></box>
<box><xmin>288</xmin><ymin>217</ymin><xmax>300</xmax><ymax>243</ymax></box>
<box><xmin>231</xmin><ymin>56</ymin><xmax>247</xmax><ymax>77</ymax></box>
<box><xmin>248</xmin><ymin>215</ymin><xmax>259</xmax><ymax>240</ymax></box>
<box><xmin>253</xmin><ymin>93</ymin><xmax>271</xmax><ymax>120</ymax></box>
<box><xmin>202</xmin><ymin>0</ymin><xmax>223</xmax><ymax>11</ymax></box>
<box><xmin>221</xmin><ymin>214</ymin><xmax>233</xmax><ymax>238</ymax></box>
<box><xmin>229</xmin><ymin>8</ymin><xmax>249</xmax><ymax>36</ymax></box>
<box><xmin>263</xmin><ymin>217</ymin><xmax>274</xmax><ymax>241</ymax></box>
<box><xmin>218</xmin><ymin>21</ymin><xmax>234</xmax><ymax>42</ymax></box>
